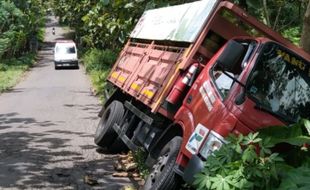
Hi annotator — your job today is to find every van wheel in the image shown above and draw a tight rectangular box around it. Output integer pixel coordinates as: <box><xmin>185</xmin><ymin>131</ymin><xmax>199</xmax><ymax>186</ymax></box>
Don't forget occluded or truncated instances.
<box><xmin>143</xmin><ymin>137</ymin><xmax>182</xmax><ymax>190</ymax></box>
<box><xmin>94</xmin><ymin>101</ymin><xmax>124</xmax><ymax>147</ymax></box>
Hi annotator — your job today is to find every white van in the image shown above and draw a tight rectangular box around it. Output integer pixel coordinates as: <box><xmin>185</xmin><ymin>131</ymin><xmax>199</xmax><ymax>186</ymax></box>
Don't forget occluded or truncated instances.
<box><xmin>54</xmin><ymin>40</ymin><xmax>78</xmax><ymax>69</ymax></box>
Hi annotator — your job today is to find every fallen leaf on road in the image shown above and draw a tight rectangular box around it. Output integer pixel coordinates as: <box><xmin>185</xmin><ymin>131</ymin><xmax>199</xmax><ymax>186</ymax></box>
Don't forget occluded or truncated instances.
<box><xmin>84</xmin><ymin>175</ymin><xmax>98</xmax><ymax>186</ymax></box>
<box><xmin>124</xmin><ymin>163</ymin><xmax>137</xmax><ymax>171</ymax></box>
<box><xmin>112</xmin><ymin>172</ymin><xmax>131</xmax><ymax>177</ymax></box>
<box><xmin>119</xmin><ymin>154</ymin><xmax>128</xmax><ymax>159</ymax></box>
<box><xmin>132</xmin><ymin>173</ymin><xmax>139</xmax><ymax>177</ymax></box>
<box><xmin>122</xmin><ymin>185</ymin><xmax>136</xmax><ymax>190</ymax></box>
<box><xmin>120</xmin><ymin>159</ymin><xmax>129</xmax><ymax>165</ymax></box>
<box><xmin>114</xmin><ymin>162</ymin><xmax>123</xmax><ymax>171</ymax></box>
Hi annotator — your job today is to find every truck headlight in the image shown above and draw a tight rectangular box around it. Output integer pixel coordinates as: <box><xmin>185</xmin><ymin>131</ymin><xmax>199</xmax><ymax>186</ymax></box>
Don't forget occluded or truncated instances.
<box><xmin>199</xmin><ymin>131</ymin><xmax>226</xmax><ymax>160</ymax></box>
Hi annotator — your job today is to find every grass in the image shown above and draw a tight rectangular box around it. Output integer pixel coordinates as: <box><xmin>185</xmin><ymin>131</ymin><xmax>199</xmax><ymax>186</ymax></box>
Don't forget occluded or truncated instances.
<box><xmin>81</xmin><ymin>48</ymin><xmax>118</xmax><ymax>102</ymax></box>
<box><xmin>88</xmin><ymin>68</ymin><xmax>111</xmax><ymax>102</ymax></box>
<box><xmin>0</xmin><ymin>54</ymin><xmax>35</xmax><ymax>92</ymax></box>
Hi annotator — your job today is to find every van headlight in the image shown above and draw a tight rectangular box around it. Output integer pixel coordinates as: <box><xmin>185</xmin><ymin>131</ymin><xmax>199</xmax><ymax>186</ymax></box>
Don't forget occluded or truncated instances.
<box><xmin>199</xmin><ymin>131</ymin><xmax>226</xmax><ymax>160</ymax></box>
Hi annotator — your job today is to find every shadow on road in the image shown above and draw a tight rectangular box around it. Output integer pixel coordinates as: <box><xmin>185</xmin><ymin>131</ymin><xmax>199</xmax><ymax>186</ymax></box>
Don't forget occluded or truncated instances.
<box><xmin>0</xmin><ymin>112</ymin><xmax>138</xmax><ymax>189</ymax></box>
<box><xmin>64</xmin><ymin>103</ymin><xmax>100</xmax><ymax>115</ymax></box>
<box><xmin>45</xmin><ymin>17</ymin><xmax>58</xmax><ymax>28</ymax></box>
<box><xmin>0</xmin><ymin>113</ymin><xmax>55</xmax><ymax>127</ymax></box>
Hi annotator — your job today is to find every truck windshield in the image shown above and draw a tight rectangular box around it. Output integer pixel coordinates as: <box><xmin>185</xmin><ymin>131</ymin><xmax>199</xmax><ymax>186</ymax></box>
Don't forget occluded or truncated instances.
<box><xmin>247</xmin><ymin>42</ymin><xmax>310</xmax><ymax>123</ymax></box>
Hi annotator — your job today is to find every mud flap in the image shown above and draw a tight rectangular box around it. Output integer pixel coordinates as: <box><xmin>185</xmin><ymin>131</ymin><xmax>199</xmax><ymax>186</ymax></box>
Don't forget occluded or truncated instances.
<box><xmin>183</xmin><ymin>154</ymin><xmax>204</xmax><ymax>184</ymax></box>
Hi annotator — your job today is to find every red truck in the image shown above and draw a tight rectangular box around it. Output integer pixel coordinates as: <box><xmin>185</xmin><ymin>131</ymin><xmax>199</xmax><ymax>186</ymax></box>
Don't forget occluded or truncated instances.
<box><xmin>94</xmin><ymin>0</ymin><xmax>310</xmax><ymax>189</ymax></box>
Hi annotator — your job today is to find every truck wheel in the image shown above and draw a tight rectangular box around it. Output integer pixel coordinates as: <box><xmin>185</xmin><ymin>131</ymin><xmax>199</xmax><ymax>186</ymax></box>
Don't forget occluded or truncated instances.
<box><xmin>109</xmin><ymin>137</ymin><xmax>128</xmax><ymax>153</ymax></box>
<box><xmin>143</xmin><ymin>136</ymin><xmax>182</xmax><ymax>190</ymax></box>
<box><xmin>94</xmin><ymin>100</ymin><xmax>124</xmax><ymax>147</ymax></box>
<box><xmin>108</xmin><ymin>120</ymin><xmax>130</xmax><ymax>153</ymax></box>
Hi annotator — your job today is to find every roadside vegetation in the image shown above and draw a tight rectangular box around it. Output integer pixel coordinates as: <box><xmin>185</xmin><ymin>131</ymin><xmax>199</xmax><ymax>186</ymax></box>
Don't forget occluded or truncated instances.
<box><xmin>0</xmin><ymin>54</ymin><xmax>35</xmax><ymax>92</ymax></box>
<box><xmin>82</xmin><ymin>49</ymin><xmax>117</xmax><ymax>101</ymax></box>
<box><xmin>0</xmin><ymin>0</ymin><xmax>46</xmax><ymax>92</ymax></box>
<box><xmin>194</xmin><ymin>119</ymin><xmax>310</xmax><ymax>190</ymax></box>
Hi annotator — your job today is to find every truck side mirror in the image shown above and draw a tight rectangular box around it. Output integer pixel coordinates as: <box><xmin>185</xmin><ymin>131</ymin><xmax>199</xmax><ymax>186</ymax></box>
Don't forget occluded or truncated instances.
<box><xmin>217</xmin><ymin>40</ymin><xmax>245</xmax><ymax>71</ymax></box>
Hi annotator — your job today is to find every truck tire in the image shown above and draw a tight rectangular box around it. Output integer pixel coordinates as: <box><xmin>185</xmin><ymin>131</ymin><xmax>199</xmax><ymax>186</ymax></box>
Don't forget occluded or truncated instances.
<box><xmin>109</xmin><ymin>137</ymin><xmax>128</xmax><ymax>153</ymax></box>
<box><xmin>94</xmin><ymin>100</ymin><xmax>124</xmax><ymax>147</ymax></box>
<box><xmin>143</xmin><ymin>136</ymin><xmax>182</xmax><ymax>190</ymax></box>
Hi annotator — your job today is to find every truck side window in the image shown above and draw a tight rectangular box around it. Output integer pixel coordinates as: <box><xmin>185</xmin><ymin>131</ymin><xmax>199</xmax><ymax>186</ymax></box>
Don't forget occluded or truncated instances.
<box><xmin>211</xmin><ymin>41</ymin><xmax>255</xmax><ymax>99</ymax></box>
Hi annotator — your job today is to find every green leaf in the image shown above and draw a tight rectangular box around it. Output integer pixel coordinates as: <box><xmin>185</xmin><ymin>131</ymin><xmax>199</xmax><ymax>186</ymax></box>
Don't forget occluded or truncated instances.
<box><xmin>246</xmin><ymin>0</ymin><xmax>261</xmax><ymax>8</ymax></box>
<box><xmin>235</xmin><ymin>144</ymin><xmax>242</xmax><ymax>154</ymax></box>
<box><xmin>258</xmin><ymin>121</ymin><xmax>310</xmax><ymax>146</ymax></box>
<box><xmin>277</xmin><ymin>165</ymin><xmax>310</xmax><ymax>190</ymax></box>
<box><xmin>242</xmin><ymin>132</ymin><xmax>261</xmax><ymax>145</ymax></box>
<box><xmin>124</xmin><ymin>2</ymin><xmax>134</xmax><ymax>9</ymax></box>
<box><xmin>194</xmin><ymin>173</ymin><xmax>211</xmax><ymax>190</ymax></box>
<box><xmin>209</xmin><ymin>175</ymin><xmax>232</xmax><ymax>190</ymax></box>
<box><xmin>100</xmin><ymin>0</ymin><xmax>109</xmax><ymax>6</ymax></box>
<box><xmin>242</xmin><ymin>146</ymin><xmax>257</xmax><ymax>163</ymax></box>
<box><xmin>304</xmin><ymin>119</ymin><xmax>310</xmax><ymax>136</ymax></box>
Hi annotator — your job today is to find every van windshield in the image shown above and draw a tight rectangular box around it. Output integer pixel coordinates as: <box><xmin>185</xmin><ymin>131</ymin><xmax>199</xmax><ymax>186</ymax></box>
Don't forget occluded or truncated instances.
<box><xmin>56</xmin><ymin>45</ymin><xmax>76</xmax><ymax>54</ymax></box>
<box><xmin>247</xmin><ymin>42</ymin><xmax>310</xmax><ymax>123</ymax></box>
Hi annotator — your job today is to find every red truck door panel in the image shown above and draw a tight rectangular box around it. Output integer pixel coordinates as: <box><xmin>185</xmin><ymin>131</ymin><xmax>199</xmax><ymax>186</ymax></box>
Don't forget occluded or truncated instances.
<box><xmin>227</xmin><ymin>91</ymin><xmax>284</xmax><ymax>132</ymax></box>
<box><xmin>176</xmin><ymin>59</ymin><xmax>238</xmax><ymax>157</ymax></box>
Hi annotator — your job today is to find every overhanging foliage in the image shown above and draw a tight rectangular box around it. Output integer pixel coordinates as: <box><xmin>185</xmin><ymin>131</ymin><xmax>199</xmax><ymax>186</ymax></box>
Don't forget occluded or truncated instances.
<box><xmin>0</xmin><ymin>0</ymin><xmax>45</xmax><ymax>60</ymax></box>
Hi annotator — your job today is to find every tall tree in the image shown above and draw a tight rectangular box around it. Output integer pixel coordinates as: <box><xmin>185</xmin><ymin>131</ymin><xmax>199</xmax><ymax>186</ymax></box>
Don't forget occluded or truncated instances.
<box><xmin>0</xmin><ymin>0</ymin><xmax>45</xmax><ymax>59</ymax></box>
<box><xmin>300</xmin><ymin>0</ymin><xmax>310</xmax><ymax>53</ymax></box>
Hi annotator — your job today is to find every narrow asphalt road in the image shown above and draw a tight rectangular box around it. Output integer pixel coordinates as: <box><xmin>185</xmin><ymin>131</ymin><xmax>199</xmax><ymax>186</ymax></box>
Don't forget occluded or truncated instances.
<box><xmin>0</xmin><ymin>16</ymin><xmax>137</xmax><ymax>189</ymax></box>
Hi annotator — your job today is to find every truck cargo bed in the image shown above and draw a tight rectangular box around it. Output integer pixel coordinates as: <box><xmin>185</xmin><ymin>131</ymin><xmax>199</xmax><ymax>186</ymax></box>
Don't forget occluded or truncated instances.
<box><xmin>108</xmin><ymin>40</ymin><xmax>188</xmax><ymax>109</ymax></box>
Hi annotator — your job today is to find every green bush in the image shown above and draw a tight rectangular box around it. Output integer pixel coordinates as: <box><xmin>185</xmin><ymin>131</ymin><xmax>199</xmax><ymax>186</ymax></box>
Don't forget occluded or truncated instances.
<box><xmin>0</xmin><ymin>53</ymin><xmax>35</xmax><ymax>92</ymax></box>
<box><xmin>282</xmin><ymin>27</ymin><xmax>301</xmax><ymax>46</ymax></box>
<box><xmin>0</xmin><ymin>0</ymin><xmax>45</xmax><ymax>59</ymax></box>
<box><xmin>82</xmin><ymin>48</ymin><xmax>118</xmax><ymax>100</ymax></box>
<box><xmin>194</xmin><ymin>119</ymin><xmax>310</xmax><ymax>190</ymax></box>
<box><xmin>82</xmin><ymin>48</ymin><xmax>117</xmax><ymax>73</ymax></box>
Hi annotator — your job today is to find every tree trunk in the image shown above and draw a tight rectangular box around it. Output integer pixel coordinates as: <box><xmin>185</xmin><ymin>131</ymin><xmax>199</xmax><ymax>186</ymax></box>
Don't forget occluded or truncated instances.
<box><xmin>300</xmin><ymin>0</ymin><xmax>310</xmax><ymax>54</ymax></box>
<box><xmin>273</xmin><ymin>6</ymin><xmax>282</xmax><ymax>30</ymax></box>
<box><xmin>262</xmin><ymin>0</ymin><xmax>271</xmax><ymax>26</ymax></box>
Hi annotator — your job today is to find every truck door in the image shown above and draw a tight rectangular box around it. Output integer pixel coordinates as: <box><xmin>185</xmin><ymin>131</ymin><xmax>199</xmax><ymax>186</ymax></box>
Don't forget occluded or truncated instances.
<box><xmin>222</xmin><ymin>41</ymin><xmax>284</xmax><ymax>133</ymax></box>
<box><xmin>229</xmin><ymin>42</ymin><xmax>310</xmax><ymax>130</ymax></box>
<box><xmin>178</xmin><ymin>40</ymin><xmax>254</xmax><ymax>156</ymax></box>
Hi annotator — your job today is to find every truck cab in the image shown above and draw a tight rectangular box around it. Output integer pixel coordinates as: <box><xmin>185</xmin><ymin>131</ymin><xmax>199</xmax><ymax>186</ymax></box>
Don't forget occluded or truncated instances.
<box><xmin>177</xmin><ymin>38</ymin><xmax>310</xmax><ymax>183</ymax></box>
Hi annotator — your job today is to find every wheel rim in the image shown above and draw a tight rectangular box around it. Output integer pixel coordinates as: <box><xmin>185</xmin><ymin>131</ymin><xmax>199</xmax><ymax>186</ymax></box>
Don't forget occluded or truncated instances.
<box><xmin>148</xmin><ymin>152</ymin><xmax>170</xmax><ymax>186</ymax></box>
<box><xmin>95</xmin><ymin>109</ymin><xmax>111</xmax><ymax>138</ymax></box>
